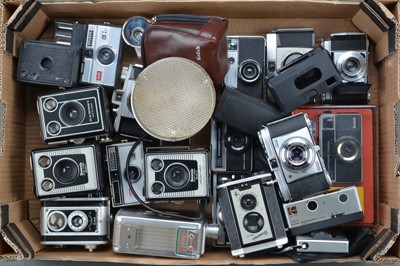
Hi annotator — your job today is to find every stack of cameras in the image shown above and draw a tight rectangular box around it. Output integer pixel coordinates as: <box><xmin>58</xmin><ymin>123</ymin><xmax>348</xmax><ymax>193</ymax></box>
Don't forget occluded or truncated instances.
<box><xmin>212</xmin><ymin>28</ymin><xmax>374</xmax><ymax>258</ymax></box>
<box><xmin>19</xmin><ymin>15</ymin><xmax>375</xmax><ymax>260</ymax></box>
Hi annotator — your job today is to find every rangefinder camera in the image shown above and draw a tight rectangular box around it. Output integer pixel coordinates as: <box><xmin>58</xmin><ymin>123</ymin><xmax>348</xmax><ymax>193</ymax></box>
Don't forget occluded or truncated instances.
<box><xmin>112</xmin><ymin>64</ymin><xmax>149</xmax><ymax>138</ymax></box>
<box><xmin>224</xmin><ymin>36</ymin><xmax>265</xmax><ymax>99</ymax></box>
<box><xmin>258</xmin><ymin>113</ymin><xmax>331</xmax><ymax>202</ymax></box>
<box><xmin>144</xmin><ymin>150</ymin><xmax>210</xmax><ymax>201</ymax></box>
<box><xmin>283</xmin><ymin>186</ymin><xmax>364</xmax><ymax>235</ymax></box>
<box><xmin>321</xmin><ymin>32</ymin><xmax>368</xmax><ymax>84</ymax></box>
<box><xmin>217</xmin><ymin>173</ymin><xmax>288</xmax><ymax>257</ymax></box>
<box><xmin>40</xmin><ymin>197</ymin><xmax>111</xmax><ymax>251</ymax></box>
<box><xmin>31</xmin><ymin>143</ymin><xmax>105</xmax><ymax>198</ymax></box>
<box><xmin>319</xmin><ymin>113</ymin><xmax>363</xmax><ymax>183</ymax></box>
<box><xmin>211</xmin><ymin>119</ymin><xmax>253</xmax><ymax>173</ymax></box>
<box><xmin>80</xmin><ymin>23</ymin><xmax>123</xmax><ymax>88</ymax></box>
<box><xmin>266</xmin><ymin>28</ymin><xmax>315</xmax><ymax>75</ymax></box>
<box><xmin>112</xmin><ymin>208</ymin><xmax>219</xmax><ymax>259</ymax></box>
<box><xmin>106</xmin><ymin>141</ymin><xmax>147</xmax><ymax>207</ymax></box>
<box><xmin>37</xmin><ymin>86</ymin><xmax>113</xmax><ymax>144</ymax></box>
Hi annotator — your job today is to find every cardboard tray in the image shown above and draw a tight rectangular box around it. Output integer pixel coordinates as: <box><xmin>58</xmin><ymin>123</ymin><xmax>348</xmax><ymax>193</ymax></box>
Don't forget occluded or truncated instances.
<box><xmin>1</xmin><ymin>0</ymin><xmax>400</xmax><ymax>264</ymax></box>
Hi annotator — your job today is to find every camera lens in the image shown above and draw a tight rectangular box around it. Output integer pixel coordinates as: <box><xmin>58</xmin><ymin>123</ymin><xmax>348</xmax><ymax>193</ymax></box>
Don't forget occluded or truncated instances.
<box><xmin>97</xmin><ymin>47</ymin><xmax>115</xmax><ymax>65</ymax></box>
<box><xmin>343</xmin><ymin>57</ymin><xmax>361</xmax><ymax>77</ymax></box>
<box><xmin>243</xmin><ymin>212</ymin><xmax>264</xmax><ymax>233</ymax></box>
<box><xmin>53</xmin><ymin>158</ymin><xmax>79</xmax><ymax>184</ymax></box>
<box><xmin>224</xmin><ymin>131</ymin><xmax>250</xmax><ymax>153</ymax></box>
<box><xmin>240</xmin><ymin>194</ymin><xmax>257</xmax><ymax>210</ymax></box>
<box><xmin>151</xmin><ymin>182</ymin><xmax>165</xmax><ymax>195</ymax></box>
<box><xmin>282</xmin><ymin>138</ymin><xmax>315</xmax><ymax>171</ymax></box>
<box><xmin>335</xmin><ymin>137</ymin><xmax>361</xmax><ymax>163</ymax></box>
<box><xmin>47</xmin><ymin>121</ymin><xmax>61</xmax><ymax>135</ymax></box>
<box><xmin>126</xmin><ymin>165</ymin><xmax>141</xmax><ymax>182</ymax></box>
<box><xmin>164</xmin><ymin>163</ymin><xmax>190</xmax><ymax>189</ymax></box>
<box><xmin>59</xmin><ymin>101</ymin><xmax>85</xmax><ymax>126</ymax></box>
<box><xmin>238</xmin><ymin>59</ymin><xmax>261</xmax><ymax>83</ymax></box>
<box><xmin>283</xmin><ymin>52</ymin><xmax>303</xmax><ymax>66</ymax></box>
<box><xmin>40</xmin><ymin>57</ymin><xmax>53</xmax><ymax>70</ymax></box>
<box><xmin>47</xmin><ymin>211</ymin><xmax>67</xmax><ymax>232</ymax></box>
<box><xmin>68</xmin><ymin>211</ymin><xmax>89</xmax><ymax>232</ymax></box>
<box><xmin>307</xmin><ymin>200</ymin><xmax>318</xmax><ymax>211</ymax></box>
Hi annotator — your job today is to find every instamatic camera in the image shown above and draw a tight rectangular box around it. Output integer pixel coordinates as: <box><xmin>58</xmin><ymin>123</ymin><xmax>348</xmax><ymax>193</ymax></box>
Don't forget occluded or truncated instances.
<box><xmin>80</xmin><ymin>23</ymin><xmax>123</xmax><ymax>88</ymax></box>
<box><xmin>31</xmin><ymin>144</ymin><xmax>105</xmax><ymax>198</ymax></box>
<box><xmin>112</xmin><ymin>209</ymin><xmax>219</xmax><ymax>259</ymax></box>
<box><xmin>112</xmin><ymin>64</ymin><xmax>148</xmax><ymax>138</ymax></box>
<box><xmin>37</xmin><ymin>86</ymin><xmax>113</xmax><ymax>144</ymax></box>
<box><xmin>319</xmin><ymin>113</ymin><xmax>363</xmax><ymax>183</ymax></box>
<box><xmin>217</xmin><ymin>173</ymin><xmax>288</xmax><ymax>257</ymax></box>
<box><xmin>40</xmin><ymin>197</ymin><xmax>111</xmax><ymax>251</ymax></box>
<box><xmin>106</xmin><ymin>141</ymin><xmax>147</xmax><ymax>207</ymax></box>
<box><xmin>211</xmin><ymin>119</ymin><xmax>253</xmax><ymax>173</ymax></box>
<box><xmin>283</xmin><ymin>186</ymin><xmax>364</xmax><ymax>235</ymax></box>
<box><xmin>266</xmin><ymin>28</ymin><xmax>315</xmax><ymax>75</ymax></box>
<box><xmin>144</xmin><ymin>150</ymin><xmax>210</xmax><ymax>200</ymax></box>
<box><xmin>258</xmin><ymin>113</ymin><xmax>331</xmax><ymax>202</ymax></box>
<box><xmin>224</xmin><ymin>36</ymin><xmax>266</xmax><ymax>98</ymax></box>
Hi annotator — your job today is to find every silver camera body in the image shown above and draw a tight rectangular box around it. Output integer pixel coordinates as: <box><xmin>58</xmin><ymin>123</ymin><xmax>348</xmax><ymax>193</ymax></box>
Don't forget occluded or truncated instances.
<box><xmin>296</xmin><ymin>231</ymin><xmax>349</xmax><ymax>253</ymax></box>
<box><xmin>258</xmin><ymin>113</ymin><xmax>331</xmax><ymax>202</ymax></box>
<box><xmin>144</xmin><ymin>150</ymin><xmax>210</xmax><ymax>201</ymax></box>
<box><xmin>283</xmin><ymin>186</ymin><xmax>364</xmax><ymax>235</ymax></box>
<box><xmin>81</xmin><ymin>23</ymin><xmax>123</xmax><ymax>88</ymax></box>
<box><xmin>217</xmin><ymin>173</ymin><xmax>288</xmax><ymax>257</ymax></box>
<box><xmin>321</xmin><ymin>32</ymin><xmax>368</xmax><ymax>84</ymax></box>
<box><xmin>112</xmin><ymin>64</ymin><xmax>149</xmax><ymax>138</ymax></box>
<box><xmin>106</xmin><ymin>141</ymin><xmax>147</xmax><ymax>207</ymax></box>
<box><xmin>31</xmin><ymin>144</ymin><xmax>104</xmax><ymax>198</ymax></box>
<box><xmin>37</xmin><ymin>86</ymin><xmax>113</xmax><ymax>144</ymax></box>
<box><xmin>112</xmin><ymin>208</ymin><xmax>219</xmax><ymax>259</ymax></box>
<box><xmin>40</xmin><ymin>197</ymin><xmax>111</xmax><ymax>251</ymax></box>
<box><xmin>266</xmin><ymin>28</ymin><xmax>315</xmax><ymax>76</ymax></box>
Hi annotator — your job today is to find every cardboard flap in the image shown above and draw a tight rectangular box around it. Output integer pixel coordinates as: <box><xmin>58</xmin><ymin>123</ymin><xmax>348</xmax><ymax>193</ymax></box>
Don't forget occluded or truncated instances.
<box><xmin>352</xmin><ymin>0</ymin><xmax>398</xmax><ymax>63</ymax></box>
<box><xmin>0</xmin><ymin>201</ymin><xmax>43</xmax><ymax>260</ymax></box>
<box><xmin>360</xmin><ymin>204</ymin><xmax>400</xmax><ymax>262</ymax></box>
<box><xmin>0</xmin><ymin>102</ymin><xmax>4</xmax><ymax>156</ymax></box>
<box><xmin>5</xmin><ymin>0</ymin><xmax>50</xmax><ymax>57</ymax></box>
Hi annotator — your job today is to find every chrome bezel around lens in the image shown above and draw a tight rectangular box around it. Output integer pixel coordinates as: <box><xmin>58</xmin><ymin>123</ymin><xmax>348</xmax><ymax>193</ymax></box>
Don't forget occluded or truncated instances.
<box><xmin>52</xmin><ymin>158</ymin><xmax>80</xmax><ymax>185</ymax></box>
<box><xmin>163</xmin><ymin>162</ymin><xmax>191</xmax><ymax>189</ymax></box>
<box><xmin>335</xmin><ymin>136</ymin><xmax>361</xmax><ymax>163</ymax></box>
<box><xmin>47</xmin><ymin>211</ymin><xmax>68</xmax><ymax>232</ymax></box>
<box><xmin>336</xmin><ymin>51</ymin><xmax>367</xmax><ymax>82</ymax></box>
<box><xmin>59</xmin><ymin>101</ymin><xmax>86</xmax><ymax>126</ymax></box>
<box><xmin>280</xmin><ymin>137</ymin><xmax>315</xmax><ymax>171</ymax></box>
<box><xmin>238</xmin><ymin>59</ymin><xmax>261</xmax><ymax>83</ymax></box>
<box><xmin>68</xmin><ymin>211</ymin><xmax>89</xmax><ymax>232</ymax></box>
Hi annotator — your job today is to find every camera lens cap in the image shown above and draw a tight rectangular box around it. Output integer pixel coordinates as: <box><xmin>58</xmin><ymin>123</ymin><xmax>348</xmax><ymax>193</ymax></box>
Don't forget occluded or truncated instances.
<box><xmin>131</xmin><ymin>57</ymin><xmax>215</xmax><ymax>141</ymax></box>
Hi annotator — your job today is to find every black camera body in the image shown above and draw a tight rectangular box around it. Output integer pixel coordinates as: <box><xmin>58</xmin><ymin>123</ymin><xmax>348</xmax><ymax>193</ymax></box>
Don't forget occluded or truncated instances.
<box><xmin>144</xmin><ymin>150</ymin><xmax>210</xmax><ymax>201</ymax></box>
<box><xmin>17</xmin><ymin>40</ymin><xmax>81</xmax><ymax>88</ymax></box>
<box><xmin>37</xmin><ymin>86</ymin><xmax>113</xmax><ymax>144</ymax></box>
<box><xmin>211</xmin><ymin>119</ymin><xmax>253</xmax><ymax>173</ymax></box>
<box><xmin>31</xmin><ymin>144</ymin><xmax>105</xmax><ymax>199</ymax></box>
<box><xmin>319</xmin><ymin>113</ymin><xmax>363</xmax><ymax>183</ymax></box>
<box><xmin>224</xmin><ymin>36</ymin><xmax>265</xmax><ymax>99</ymax></box>
<box><xmin>267</xmin><ymin>47</ymin><xmax>342</xmax><ymax>113</ymax></box>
